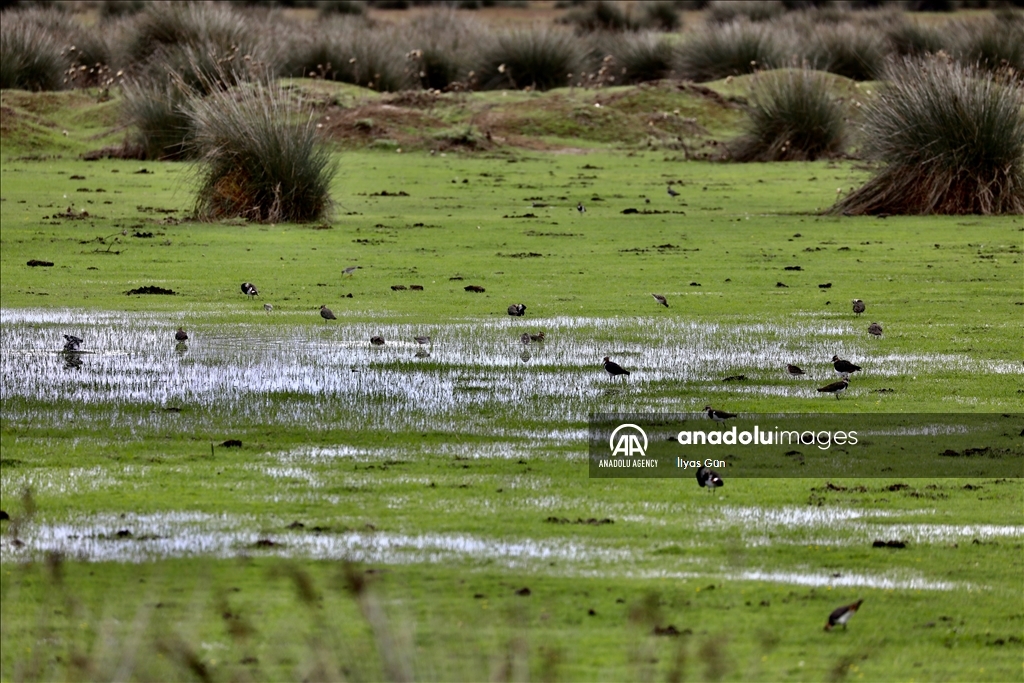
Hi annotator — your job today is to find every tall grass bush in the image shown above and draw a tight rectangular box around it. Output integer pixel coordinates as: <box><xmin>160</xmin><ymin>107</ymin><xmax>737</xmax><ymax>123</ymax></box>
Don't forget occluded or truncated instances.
<box><xmin>803</xmin><ymin>22</ymin><xmax>888</xmax><ymax>81</ymax></box>
<box><xmin>474</xmin><ymin>27</ymin><xmax>583</xmax><ymax>91</ymax></box>
<box><xmin>278</xmin><ymin>19</ymin><xmax>410</xmax><ymax>91</ymax></box>
<box><xmin>404</xmin><ymin>10</ymin><xmax>481</xmax><ymax>90</ymax></box>
<box><xmin>187</xmin><ymin>82</ymin><xmax>337</xmax><ymax>222</ymax></box>
<box><xmin>599</xmin><ymin>31</ymin><xmax>676</xmax><ymax>84</ymax></box>
<box><xmin>0</xmin><ymin>14</ymin><xmax>67</xmax><ymax>91</ymax></box>
<box><xmin>948</xmin><ymin>13</ymin><xmax>1024</xmax><ymax>73</ymax></box>
<box><xmin>676</xmin><ymin>20</ymin><xmax>782</xmax><ymax>82</ymax></box>
<box><xmin>121</xmin><ymin>77</ymin><xmax>194</xmax><ymax>160</ymax></box>
<box><xmin>706</xmin><ymin>0</ymin><xmax>785</xmax><ymax>24</ymax></box>
<box><xmin>730</xmin><ymin>67</ymin><xmax>846</xmax><ymax>161</ymax></box>
<box><xmin>834</xmin><ymin>56</ymin><xmax>1024</xmax><ymax>215</ymax></box>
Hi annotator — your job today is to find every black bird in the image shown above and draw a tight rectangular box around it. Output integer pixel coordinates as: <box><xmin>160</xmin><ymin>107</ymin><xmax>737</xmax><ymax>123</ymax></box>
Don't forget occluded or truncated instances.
<box><xmin>852</xmin><ymin>299</ymin><xmax>865</xmax><ymax>316</ymax></box>
<box><xmin>868</xmin><ymin>322</ymin><xmax>883</xmax><ymax>337</ymax></box>
<box><xmin>320</xmin><ymin>305</ymin><xmax>337</xmax><ymax>320</ymax></box>
<box><xmin>577</xmin><ymin>202</ymin><xmax>586</xmax><ymax>214</ymax></box>
<box><xmin>696</xmin><ymin>466</ymin><xmax>723</xmax><ymax>491</ymax></box>
<box><xmin>825</xmin><ymin>599</ymin><xmax>863</xmax><ymax>631</ymax></box>
<box><xmin>667</xmin><ymin>185</ymin><xmax>679</xmax><ymax>197</ymax></box>
<box><xmin>414</xmin><ymin>335</ymin><xmax>431</xmax><ymax>345</ymax></box>
<box><xmin>62</xmin><ymin>334</ymin><xmax>83</xmax><ymax>351</ymax></box>
<box><xmin>370</xmin><ymin>336</ymin><xmax>385</xmax><ymax>346</ymax></box>
<box><xmin>241</xmin><ymin>282</ymin><xmax>259</xmax><ymax>299</ymax></box>
<box><xmin>787</xmin><ymin>363</ymin><xmax>806</xmax><ymax>376</ymax></box>
<box><xmin>818</xmin><ymin>377</ymin><xmax>849</xmax><ymax>399</ymax></box>
<box><xmin>652</xmin><ymin>293</ymin><xmax>668</xmax><ymax>307</ymax></box>
<box><xmin>529</xmin><ymin>331</ymin><xmax>546</xmax><ymax>342</ymax></box>
<box><xmin>832</xmin><ymin>355</ymin><xmax>861</xmax><ymax>376</ymax></box>
<box><xmin>520</xmin><ymin>333</ymin><xmax>531</xmax><ymax>345</ymax></box>
<box><xmin>603</xmin><ymin>356</ymin><xmax>629</xmax><ymax>378</ymax></box>
<box><xmin>175</xmin><ymin>327</ymin><xmax>188</xmax><ymax>342</ymax></box>
<box><xmin>508</xmin><ymin>303</ymin><xmax>526</xmax><ymax>317</ymax></box>
<box><xmin>705</xmin><ymin>406</ymin><xmax>737</xmax><ymax>425</ymax></box>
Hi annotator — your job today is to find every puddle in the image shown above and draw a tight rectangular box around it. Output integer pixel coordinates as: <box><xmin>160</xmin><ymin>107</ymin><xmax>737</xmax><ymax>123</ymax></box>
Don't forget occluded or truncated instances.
<box><xmin>3</xmin><ymin>309</ymin><xmax>1017</xmax><ymax>435</ymax></box>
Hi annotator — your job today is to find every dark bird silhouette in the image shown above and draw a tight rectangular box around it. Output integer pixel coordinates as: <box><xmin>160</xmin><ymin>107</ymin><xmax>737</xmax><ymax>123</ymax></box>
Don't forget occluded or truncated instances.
<box><xmin>787</xmin><ymin>364</ymin><xmax>806</xmax><ymax>376</ymax></box>
<box><xmin>603</xmin><ymin>356</ymin><xmax>629</xmax><ymax>378</ymax></box>
<box><xmin>696</xmin><ymin>466</ymin><xmax>723</xmax><ymax>491</ymax></box>
<box><xmin>868</xmin><ymin>322</ymin><xmax>883</xmax><ymax>337</ymax></box>
<box><xmin>667</xmin><ymin>185</ymin><xmax>679</xmax><ymax>197</ymax></box>
<box><xmin>705</xmin><ymin>406</ymin><xmax>737</xmax><ymax>425</ymax></box>
<box><xmin>241</xmin><ymin>282</ymin><xmax>259</xmax><ymax>299</ymax></box>
<box><xmin>320</xmin><ymin>305</ymin><xmax>337</xmax><ymax>320</ymax></box>
<box><xmin>521</xmin><ymin>333</ymin><xmax>531</xmax><ymax>345</ymax></box>
<box><xmin>508</xmin><ymin>303</ymin><xmax>526</xmax><ymax>316</ymax></box>
<box><xmin>414</xmin><ymin>335</ymin><xmax>431</xmax><ymax>345</ymax></box>
<box><xmin>818</xmin><ymin>377</ymin><xmax>849</xmax><ymax>398</ymax></box>
<box><xmin>529</xmin><ymin>331</ymin><xmax>546</xmax><ymax>342</ymax></box>
<box><xmin>175</xmin><ymin>327</ymin><xmax>188</xmax><ymax>342</ymax></box>
<box><xmin>825</xmin><ymin>599</ymin><xmax>863</xmax><ymax>631</ymax></box>
<box><xmin>832</xmin><ymin>355</ymin><xmax>861</xmax><ymax>376</ymax></box>
<box><xmin>577</xmin><ymin>202</ymin><xmax>586</xmax><ymax>214</ymax></box>
<box><xmin>852</xmin><ymin>299</ymin><xmax>865</xmax><ymax>315</ymax></box>
<box><xmin>62</xmin><ymin>334</ymin><xmax>83</xmax><ymax>351</ymax></box>
<box><xmin>343</xmin><ymin>266</ymin><xmax>360</xmax><ymax>276</ymax></box>
<box><xmin>652</xmin><ymin>293</ymin><xmax>668</xmax><ymax>307</ymax></box>
<box><xmin>370</xmin><ymin>336</ymin><xmax>385</xmax><ymax>346</ymax></box>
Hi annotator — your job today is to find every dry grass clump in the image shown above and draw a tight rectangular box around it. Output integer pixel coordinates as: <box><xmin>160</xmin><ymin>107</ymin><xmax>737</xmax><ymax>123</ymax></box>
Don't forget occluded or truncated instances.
<box><xmin>187</xmin><ymin>82</ymin><xmax>337</xmax><ymax>223</ymax></box>
<box><xmin>474</xmin><ymin>26</ymin><xmax>583</xmax><ymax>91</ymax></box>
<box><xmin>676</xmin><ymin>20</ymin><xmax>783</xmax><ymax>82</ymax></box>
<box><xmin>0</xmin><ymin>13</ymin><xmax>67</xmax><ymax>91</ymax></box>
<box><xmin>730</xmin><ymin>67</ymin><xmax>846</xmax><ymax>162</ymax></box>
<box><xmin>598</xmin><ymin>31</ymin><xmax>676</xmax><ymax>84</ymax></box>
<box><xmin>834</xmin><ymin>56</ymin><xmax>1024</xmax><ymax>215</ymax></box>
<box><xmin>404</xmin><ymin>10</ymin><xmax>482</xmax><ymax>90</ymax></box>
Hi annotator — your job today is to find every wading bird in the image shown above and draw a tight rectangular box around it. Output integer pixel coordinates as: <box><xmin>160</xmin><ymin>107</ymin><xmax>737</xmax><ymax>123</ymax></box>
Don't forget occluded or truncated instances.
<box><xmin>868</xmin><ymin>322</ymin><xmax>883</xmax><ymax>337</ymax></box>
<box><xmin>175</xmin><ymin>327</ymin><xmax>188</xmax><ymax>342</ymax></box>
<box><xmin>241</xmin><ymin>282</ymin><xmax>259</xmax><ymax>299</ymax></box>
<box><xmin>832</xmin><ymin>355</ymin><xmax>861</xmax><ymax>376</ymax></box>
<box><xmin>320</xmin><ymin>305</ymin><xmax>337</xmax><ymax>320</ymax></box>
<box><xmin>696</xmin><ymin>465</ymin><xmax>723</xmax><ymax>492</ymax></box>
<box><xmin>818</xmin><ymin>377</ymin><xmax>849</xmax><ymax>398</ymax></box>
<box><xmin>343</xmin><ymin>266</ymin><xmax>360</xmax><ymax>276</ymax></box>
<box><xmin>824</xmin><ymin>599</ymin><xmax>863</xmax><ymax>631</ymax></box>
<box><xmin>414</xmin><ymin>335</ymin><xmax>430</xmax><ymax>345</ymax></box>
<box><xmin>62</xmin><ymin>334</ymin><xmax>83</xmax><ymax>351</ymax></box>
<box><xmin>852</xmin><ymin>299</ymin><xmax>865</xmax><ymax>316</ymax></box>
<box><xmin>264</xmin><ymin>303</ymin><xmax>273</xmax><ymax>314</ymax></box>
<box><xmin>787</xmin><ymin>364</ymin><xmax>806</xmax><ymax>376</ymax></box>
<box><xmin>529</xmin><ymin>331</ymin><xmax>545</xmax><ymax>342</ymax></box>
<box><xmin>370</xmin><ymin>336</ymin><xmax>385</xmax><ymax>346</ymax></box>
<box><xmin>577</xmin><ymin>202</ymin><xmax>586</xmax><ymax>214</ymax></box>
<box><xmin>603</xmin><ymin>357</ymin><xmax>629</xmax><ymax>378</ymax></box>
<box><xmin>508</xmin><ymin>303</ymin><xmax>526</xmax><ymax>316</ymax></box>
<box><xmin>705</xmin><ymin>406</ymin><xmax>737</xmax><ymax>425</ymax></box>
<box><xmin>667</xmin><ymin>185</ymin><xmax>679</xmax><ymax>197</ymax></box>
<box><xmin>652</xmin><ymin>293</ymin><xmax>668</xmax><ymax>307</ymax></box>
<box><xmin>520</xmin><ymin>333</ymin><xmax>531</xmax><ymax>345</ymax></box>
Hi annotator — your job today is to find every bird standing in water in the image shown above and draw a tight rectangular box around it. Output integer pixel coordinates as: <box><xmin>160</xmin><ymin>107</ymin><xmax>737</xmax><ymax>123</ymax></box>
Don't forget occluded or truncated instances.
<box><xmin>175</xmin><ymin>327</ymin><xmax>188</xmax><ymax>342</ymax></box>
<box><xmin>320</xmin><ymin>305</ymin><xmax>337</xmax><ymax>320</ymax></box>
<box><xmin>603</xmin><ymin>357</ymin><xmax>630</xmax><ymax>379</ymax></box>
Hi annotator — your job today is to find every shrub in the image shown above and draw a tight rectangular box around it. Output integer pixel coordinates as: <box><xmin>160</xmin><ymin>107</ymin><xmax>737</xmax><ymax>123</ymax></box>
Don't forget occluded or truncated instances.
<box><xmin>279</xmin><ymin>19</ymin><xmax>410</xmax><ymax>91</ymax></box>
<box><xmin>0</xmin><ymin>15</ymin><xmax>66</xmax><ymax>91</ymax></box>
<box><xmin>121</xmin><ymin>78</ymin><xmax>194</xmax><ymax>160</ymax></box>
<box><xmin>676</xmin><ymin>20</ymin><xmax>782</xmax><ymax>82</ymax></box>
<box><xmin>474</xmin><ymin>27</ymin><xmax>583</xmax><ymax>91</ymax></box>
<box><xmin>949</xmin><ymin>13</ymin><xmax>1024</xmax><ymax>74</ymax></box>
<box><xmin>730</xmin><ymin>67</ymin><xmax>846</xmax><ymax>161</ymax></box>
<box><xmin>833</xmin><ymin>56</ymin><xmax>1024</xmax><ymax>215</ymax></box>
<box><xmin>561</xmin><ymin>1</ymin><xmax>641</xmax><ymax>32</ymax></box>
<box><xmin>404</xmin><ymin>10</ymin><xmax>481</xmax><ymax>90</ymax></box>
<box><xmin>99</xmin><ymin>1</ymin><xmax>147</xmax><ymax>19</ymax></box>
<box><xmin>318</xmin><ymin>0</ymin><xmax>366</xmax><ymax>15</ymax></box>
<box><xmin>884</xmin><ymin>14</ymin><xmax>946</xmax><ymax>57</ymax></box>
<box><xmin>123</xmin><ymin>2</ymin><xmax>259</xmax><ymax>65</ymax></box>
<box><xmin>600</xmin><ymin>31</ymin><xmax>676</xmax><ymax>84</ymax></box>
<box><xmin>706</xmin><ymin>0</ymin><xmax>785</xmax><ymax>24</ymax></box>
<box><xmin>803</xmin><ymin>22</ymin><xmax>888</xmax><ymax>81</ymax></box>
<box><xmin>187</xmin><ymin>82</ymin><xmax>337</xmax><ymax>223</ymax></box>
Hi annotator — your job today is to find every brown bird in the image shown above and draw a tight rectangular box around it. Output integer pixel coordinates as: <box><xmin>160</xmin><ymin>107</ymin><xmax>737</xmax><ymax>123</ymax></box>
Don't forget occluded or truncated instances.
<box><xmin>824</xmin><ymin>599</ymin><xmax>863</xmax><ymax>631</ymax></box>
<box><xmin>320</xmin><ymin>305</ymin><xmax>337</xmax><ymax>320</ymax></box>
<box><xmin>370</xmin><ymin>336</ymin><xmax>385</xmax><ymax>346</ymax></box>
<box><xmin>603</xmin><ymin>357</ymin><xmax>630</xmax><ymax>378</ymax></box>
<box><xmin>508</xmin><ymin>303</ymin><xmax>526</xmax><ymax>316</ymax></box>
<box><xmin>520</xmin><ymin>333</ymin><xmax>531</xmax><ymax>345</ymax></box>
<box><xmin>818</xmin><ymin>377</ymin><xmax>849</xmax><ymax>398</ymax></box>
<box><xmin>852</xmin><ymin>299</ymin><xmax>865</xmax><ymax>315</ymax></box>
<box><xmin>787</xmin><ymin>363</ymin><xmax>806</xmax><ymax>376</ymax></box>
<box><xmin>652</xmin><ymin>293</ymin><xmax>668</xmax><ymax>307</ymax></box>
<box><xmin>175</xmin><ymin>327</ymin><xmax>188</xmax><ymax>342</ymax></box>
<box><xmin>868</xmin><ymin>322</ymin><xmax>883</xmax><ymax>337</ymax></box>
<box><xmin>529</xmin><ymin>331</ymin><xmax>546</xmax><ymax>342</ymax></box>
<box><xmin>414</xmin><ymin>335</ymin><xmax>431</xmax><ymax>345</ymax></box>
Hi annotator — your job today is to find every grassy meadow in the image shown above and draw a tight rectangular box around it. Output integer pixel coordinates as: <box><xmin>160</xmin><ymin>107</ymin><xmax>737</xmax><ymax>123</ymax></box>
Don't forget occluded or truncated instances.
<box><xmin>2</xmin><ymin>74</ymin><xmax>1023</xmax><ymax>682</ymax></box>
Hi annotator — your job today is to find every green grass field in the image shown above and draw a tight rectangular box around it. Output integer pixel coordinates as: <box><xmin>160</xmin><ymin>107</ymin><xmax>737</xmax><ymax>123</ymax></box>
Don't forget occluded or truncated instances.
<box><xmin>1</xmin><ymin>82</ymin><xmax>1022</xmax><ymax>682</ymax></box>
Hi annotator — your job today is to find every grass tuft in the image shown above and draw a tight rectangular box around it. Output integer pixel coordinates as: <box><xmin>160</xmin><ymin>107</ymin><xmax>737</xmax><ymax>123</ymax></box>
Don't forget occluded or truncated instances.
<box><xmin>600</xmin><ymin>31</ymin><xmax>676</xmax><ymax>84</ymax></box>
<box><xmin>676</xmin><ymin>20</ymin><xmax>782</xmax><ymax>82</ymax></box>
<box><xmin>121</xmin><ymin>78</ymin><xmax>194</xmax><ymax>161</ymax></box>
<box><xmin>187</xmin><ymin>82</ymin><xmax>337</xmax><ymax>223</ymax></box>
<box><xmin>706</xmin><ymin>0</ymin><xmax>785</xmax><ymax>24</ymax></box>
<box><xmin>730</xmin><ymin>67</ymin><xmax>846</xmax><ymax>162</ymax></box>
<box><xmin>949</xmin><ymin>12</ymin><xmax>1024</xmax><ymax>74</ymax></box>
<box><xmin>0</xmin><ymin>12</ymin><xmax>67</xmax><ymax>91</ymax></box>
<box><xmin>474</xmin><ymin>27</ymin><xmax>583</xmax><ymax>91</ymax></box>
<box><xmin>404</xmin><ymin>10</ymin><xmax>481</xmax><ymax>90</ymax></box>
<box><xmin>560</xmin><ymin>0</ymin><xmax>641</xmax><ymax>33</ymax></box>
<box><xmin>834</xmin><ymin>56</ymin><xmax>1024</xmax><ymax>215</ymax></box>
<box><xmin>803</xmin><ymin>22</ymin><xmax>888</xmax><ymax>81</ymax></box>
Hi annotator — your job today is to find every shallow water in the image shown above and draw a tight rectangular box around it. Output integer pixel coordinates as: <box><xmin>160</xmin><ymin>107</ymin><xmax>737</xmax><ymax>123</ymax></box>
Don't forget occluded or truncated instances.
<box><xmin>2</xmin><ymin>308</ymin><xmax>1014</xmax><ymax>433</ymax></box>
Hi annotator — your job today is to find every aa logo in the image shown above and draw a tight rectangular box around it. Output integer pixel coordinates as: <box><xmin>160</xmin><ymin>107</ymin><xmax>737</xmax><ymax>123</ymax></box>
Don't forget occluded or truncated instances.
<box><xmin>609</xmin><ymin>424</ymin><xmax>648</xmax><ymax>457</ymax></box>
